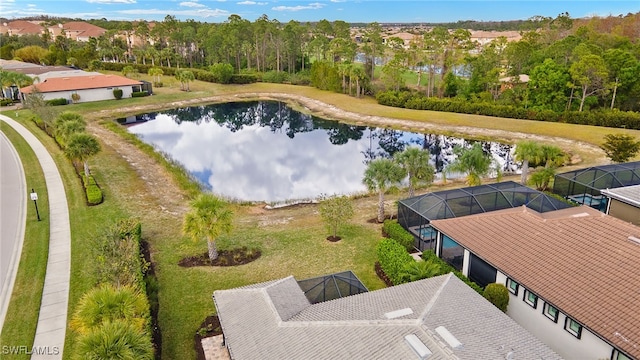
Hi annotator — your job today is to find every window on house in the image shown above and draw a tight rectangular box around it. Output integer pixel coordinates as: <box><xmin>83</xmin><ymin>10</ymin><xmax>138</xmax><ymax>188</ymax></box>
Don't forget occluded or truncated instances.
<box><xmin>564</xmin><ymin>317</ymin><xmax>582</xmax><ymax>339</ymax></box>
<box><xmin>543</xmin><ymin>303</ymin><xmax>559</xmax><ymax>323</ymax></box>
<box><xmin>612</xmin><ymin>349</ymin><xmax>632</xmax><ymax>360</ymax></box>
<box><xmin>506</xmin><ymin>278</ymin><xmax>519</xmax><ymax>296</ymax></box>
<box><xmin>523</xmin><ymin>289</ymin><xmax>537</xmax><ymax>308</ymax></box>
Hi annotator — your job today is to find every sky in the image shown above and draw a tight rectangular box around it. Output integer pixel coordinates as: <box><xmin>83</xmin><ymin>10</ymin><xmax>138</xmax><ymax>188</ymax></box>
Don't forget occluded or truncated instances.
<box><xmin>1</xmin><ymin>0</ymin><xmax>639</xmax><ymax>24</ymax></box>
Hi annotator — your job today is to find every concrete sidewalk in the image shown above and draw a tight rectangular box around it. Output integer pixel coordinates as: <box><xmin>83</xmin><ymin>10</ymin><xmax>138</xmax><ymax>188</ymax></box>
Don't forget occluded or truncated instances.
<box><xmin>0</xmin><ymin>115</ymin><xmax>70</xmax><ymax>360</ymax></box>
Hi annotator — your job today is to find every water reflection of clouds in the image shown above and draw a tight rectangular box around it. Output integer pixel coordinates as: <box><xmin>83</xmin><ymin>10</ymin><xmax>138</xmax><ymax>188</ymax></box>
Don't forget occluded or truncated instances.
<box><xmin>130</xmin><ymin>115</ymin><xmax>369</xmax><ymax>202</ymax></box>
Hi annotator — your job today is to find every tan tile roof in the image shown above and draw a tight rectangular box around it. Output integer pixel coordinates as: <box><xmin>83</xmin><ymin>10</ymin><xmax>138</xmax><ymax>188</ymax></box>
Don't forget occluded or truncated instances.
<box><xmin>62</xmin><ymin>21</ymin><xmax>106</xmax><ymax>38</ymax></box>
<box><xmin>21</xmin><ymin>74</ymin><xmax>141</xmax><ymax>93</ymax></box>
<box><xmin>431</xmin><ymin>205</ymin><xmax>640</xmax><ymax>358</ymax></box>
<box><xmin>1</xmin><ymin>20</ymin><xmax>44</xmax><ymax>36</ymax></box>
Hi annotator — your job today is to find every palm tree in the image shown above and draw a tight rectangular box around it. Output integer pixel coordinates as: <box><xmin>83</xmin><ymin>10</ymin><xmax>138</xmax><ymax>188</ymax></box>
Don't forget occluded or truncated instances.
<box><xmin>183</xmin><ymin>194</ymin><xmax>233</xmax><ymax>262</ymax></box>
<box><xmin>394</xmin><ymin>147</ymin><xmax>435</xmax><ymax>198</ymax></box>
<box><xmin>148</xmin><ymin>67</ymin><xmax>164</xmax><ymax>86</ymax></box>
<box><xmin>446</xmin><ymin>143</ymin><xmax>493</xmax><ymax>186</ymax></box>
<box><xmin>514</xmin><ymin>140</ymin><xmax>542</xmax><ymax>185</ymax></box>
<box><xmin>64</xmin><ymin>133</ymin><xmax>101</xmax><ymax>176</ymax></box>
<box><xmin>70</xmin><ymin>284</ymin><xmax>149</xmax><ymax>335</ymax></box>
<box><xmin>529</xmin><ymin>144</ymin><xmax>566</xmax><ymax>191</ymax></box>
<box><xmin>363</xmin><ymin>158</ymin><xmax>406</xmax><ymax>223</ymax></box>
<box><xmin>56</xmin><ymin>120</ymin><xmax>85</xmax><ymax>147</ymax></box>
<box><xmin>75</xmin><ymin>319</ymin><xmax>154</xmax><ymax>360</ymax></box>
<box><xmin>400</xmin><ymin>260</ymin><xmax>441</xmax><ymax>282</ymax></box>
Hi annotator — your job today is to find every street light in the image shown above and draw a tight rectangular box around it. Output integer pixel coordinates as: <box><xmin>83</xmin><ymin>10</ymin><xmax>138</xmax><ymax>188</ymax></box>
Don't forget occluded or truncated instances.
<box><xmin>30</xmin><ymin>188</ymin><xmax>40</xmax><ymax>221</ymax></box>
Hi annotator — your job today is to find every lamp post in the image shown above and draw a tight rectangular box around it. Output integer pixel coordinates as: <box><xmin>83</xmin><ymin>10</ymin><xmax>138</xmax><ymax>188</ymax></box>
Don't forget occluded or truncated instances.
<box><xmin>30</xmin><ymin>188</ymin><xmax>40</xmax><ymax>221</ymax></box>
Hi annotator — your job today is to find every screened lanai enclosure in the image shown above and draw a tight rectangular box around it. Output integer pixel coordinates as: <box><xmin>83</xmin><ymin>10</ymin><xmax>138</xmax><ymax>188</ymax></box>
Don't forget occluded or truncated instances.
<box><xmin>297</xmin><ymin>271</ymin><xmax>368</xmax><ymax>304</ymax></box>
<box><xmin>398</xmin><ymin>181</ymin><xmax>572</xmax><ymax>252</ymax></box>
<box><xmin>552</xmin><ymin>161</ymin><xmax>640</xmax><ymax>211</ymax></box>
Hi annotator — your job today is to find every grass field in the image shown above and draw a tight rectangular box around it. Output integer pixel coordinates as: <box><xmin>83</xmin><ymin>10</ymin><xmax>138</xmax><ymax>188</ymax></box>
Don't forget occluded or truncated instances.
<box><xmin>2</xmin><ymin>76</ymin><xmax>640</xmax><ymax>359</ymax></box>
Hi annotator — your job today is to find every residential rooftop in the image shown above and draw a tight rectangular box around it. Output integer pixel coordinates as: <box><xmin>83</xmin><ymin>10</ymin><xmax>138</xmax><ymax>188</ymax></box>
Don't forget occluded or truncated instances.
<box><xmin>20</xmin><ymin>74</ymin><xmax>141</xmax><ymax>94</ymax></box>
<box><xmin>601</xmin><ymin>184</ymin><xmax>640</xmax><ymax>208</ymax></box>
<box><xmin>430</xmin><ymin>205</ymin><xmax>640</xmax><ymax>359</ymax></box>
<box><xmin>213</xmin><ymin>273</ymin><xmax>560</xmax><ymax>360</ymax></box>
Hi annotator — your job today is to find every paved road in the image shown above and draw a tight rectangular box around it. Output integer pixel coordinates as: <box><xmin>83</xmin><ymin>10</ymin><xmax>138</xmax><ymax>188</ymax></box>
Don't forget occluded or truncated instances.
<box><xmin>0</xmin><ymin>130</ymin><xmax>27</xmax><ymax>330</ymax></box>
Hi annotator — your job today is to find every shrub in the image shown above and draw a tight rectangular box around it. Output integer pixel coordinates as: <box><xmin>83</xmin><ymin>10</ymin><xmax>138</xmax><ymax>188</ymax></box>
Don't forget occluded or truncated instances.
<box><xmin>0</xmin><ymin>98</ymin><xmax>13</xmax><ymax>106</ymax></box>
<box><xmin>383</xmin><ymin>219</ymin><xmax>414</xmax><ymax>251</ymax></box>
<box><xmin>483</xmin><ymin>283</ymin><xmax>510</xmax><ymax>312</ymax></box>
<box><xmin>46</xmin><ymin>98</ymin><xmax>68</xmax><ymax>106</ymax></box>
<box><xmin>113</xmin><ymin>88</ymin><xmax>123</xmax><ymax>100</ymax></box>
<box><xmin>421</xmin><ymin>250</ymin><xmax>483</xmax><ymax>294</ymax></box>
<box><xmin>376</xmin><ymin>238</ymin><xmax>414</xmax><ymax>285</ymax></box>
<box><xmin>230</xmin><ymin>73</ymin><xmax>258</xmax><ymax>84</ymax></box>
<box><xmin>82</xmin><ymin>174</ymin><xmax>103</xmax><ymax>205</ymax></box>
<box><xmin>132</xmin><ymin>91</ymin><xmax>149</xmax><ymax>98</ymax></box>
<box><xmin>261</xmin><ymin>70</ymin><xmax>289</xmax><ymax>84</ymax></box>
<box><xmin>209</xmin><ymin>63</ymin><xmax>234</xmax><ymax>84</ymax></box>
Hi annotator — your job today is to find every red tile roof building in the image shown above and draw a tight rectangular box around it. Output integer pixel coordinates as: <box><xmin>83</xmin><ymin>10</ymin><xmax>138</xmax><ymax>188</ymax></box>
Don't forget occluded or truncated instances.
<box><xmin>431</xmin><ymin>205</ymin><xmax>640</xmax><ymax>359</ymax></box>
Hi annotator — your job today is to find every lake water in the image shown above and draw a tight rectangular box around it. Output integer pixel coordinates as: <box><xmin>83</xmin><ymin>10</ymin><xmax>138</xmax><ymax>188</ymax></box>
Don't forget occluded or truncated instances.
<box><xmin>124</xmin><ymin>101</ymin><xmax>517</xmax><ymax>203</ymax></box>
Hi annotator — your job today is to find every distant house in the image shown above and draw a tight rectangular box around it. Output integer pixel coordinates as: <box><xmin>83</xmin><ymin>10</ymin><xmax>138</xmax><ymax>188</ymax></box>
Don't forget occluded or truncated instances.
<box><xmin>499</xmin><ymin>74</ymin><xmax>529</xmax><ymax>91</ymax></box>
<box><xmin>470</xmin><ymin>30</ymin><xmax>522</xmax><ymax>46</ymax></box>
<box><xmin>213</xmin><ymin>273</ymin><xmax>560</xmax><ymax>360</ymax></box>
<box><xmin>429</xmin><ymin>205</ymin><xmax>640</xmax><ymax>360</ymax></box>
<box><xmin>20</xmin><ymin>74</ymin><xmax>143</xmax><ymax>103</ymax></box>
<box><xmin>47</xmin><ymin>22</ymin><xmax>106</xmax><ymax>42</ymax></box>
<box><xmin>0</xmin><ymin>20</ymin><xmax>45</xmax><ymax>37</ymax></box>
<box><xmin>601</xmin><ymin>184</ymin><xmax>640</xmax><ymax>225</ymax></box>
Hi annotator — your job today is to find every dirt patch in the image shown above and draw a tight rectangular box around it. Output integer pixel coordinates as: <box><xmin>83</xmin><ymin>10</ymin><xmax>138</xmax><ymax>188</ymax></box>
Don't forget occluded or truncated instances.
<box><xmin>374</xmin><ymin>262</ymin><xmax>393</xmax><ymax>287</ymax></box>
<box><xmin>326</xmin><ymin>235</ymin><xmax>341</xmax><ymax>242</ymax></box>
<box><xmin>194</xmin><ymin>315</ymin><xmax>222</xmax><ymax>360</ymax></box>
<box><xmin>178</xmin><ymin>247</ymin><xmax>261</xmax><ymax>267</ymax></box>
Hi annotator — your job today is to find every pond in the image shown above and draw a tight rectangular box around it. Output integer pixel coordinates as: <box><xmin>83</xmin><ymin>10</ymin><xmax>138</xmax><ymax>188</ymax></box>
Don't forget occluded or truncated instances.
<box><xmin>123</xmin><ymin>101</ymin><xmax>518</xmax><ymax>203</ymax></box>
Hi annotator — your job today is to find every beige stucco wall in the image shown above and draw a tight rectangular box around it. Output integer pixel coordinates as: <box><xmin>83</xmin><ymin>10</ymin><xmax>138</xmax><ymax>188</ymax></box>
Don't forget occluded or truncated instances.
<box><xmin>608</xmin><ymin>200</ymin><xmax>640</xmax><ymax>225</ymax></box>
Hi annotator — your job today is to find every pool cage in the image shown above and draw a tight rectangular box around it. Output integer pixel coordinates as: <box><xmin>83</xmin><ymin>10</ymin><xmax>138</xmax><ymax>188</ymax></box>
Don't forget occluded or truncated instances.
<box><xmin>398</xmin><ymin>181</ymin><xmax>572</xmax><ymax>252</ymax></box>
<box><xmin>297</xmin><ymin>271</ymin><xmax>368</xmax><ymax>304</ymax></box>
<box><xmin>552</xmin><ymin>161</ymin><xmax>640</xmax><ymax>211</ymax></box>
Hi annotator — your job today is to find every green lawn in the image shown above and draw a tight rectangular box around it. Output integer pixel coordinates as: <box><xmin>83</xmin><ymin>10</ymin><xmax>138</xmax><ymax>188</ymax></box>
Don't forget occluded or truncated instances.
<box><xmin>3</xmin><ymin>77</ymin><xmax>639</xmax><ymax>359</ymax></box>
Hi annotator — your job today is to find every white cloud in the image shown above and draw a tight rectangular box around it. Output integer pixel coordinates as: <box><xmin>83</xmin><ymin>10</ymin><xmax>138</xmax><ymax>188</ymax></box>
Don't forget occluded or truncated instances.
<box><xmin>237</xmin><ymin>0</ymin><xmax>267</xmax><ymax>4</ymax></box>
<box><xmin>272</xmin><ymin>2</ymin><xmax>324</xmax><ymax>11</ymax></box>
<box><xmin>118</xmin><ymin>8</ymin><xmax>229</xmax><ymax>18</ymax></box>
<box><xmin>27</xmin><ymin>4</ymin><xmax>37</xmax><ymax>8</ymax></box>
<box><xmin>180</xmin><ymin>1</ymin><xmax>206</xmax><ymax>8</ymax></box>
<box><xmin>330</xmin><ymin>0</ymin><xmax>346</xmax><ymax>2</ymax></box>
<box><xmin>86</xmin><ymin>0</ymin><xmax>137</xmax><ymax>4</ymax></box>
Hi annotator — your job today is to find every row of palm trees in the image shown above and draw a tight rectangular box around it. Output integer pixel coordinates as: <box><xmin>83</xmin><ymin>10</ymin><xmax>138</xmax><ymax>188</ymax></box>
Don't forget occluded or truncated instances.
<box><xmin>364</xmin><ymin>141</ymin><xmax>567</xmax><ymax>223</ymax></box>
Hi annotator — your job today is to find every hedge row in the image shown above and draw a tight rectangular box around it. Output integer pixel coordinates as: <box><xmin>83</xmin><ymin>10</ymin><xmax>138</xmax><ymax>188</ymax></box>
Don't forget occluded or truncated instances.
<box><xmin>376</xmin><ymin>90</ymin><xmax>640</xmax><ymax>130</ymax></box>
<box><xmin>82</xmin><ymin>173</ymin><xmax>103</xmax><ymax>205</ymax></box>
<box><xmin>99</xmin><ymin>62</ymin><xmax>259</xmax><ymax>85</ymax></box>
<box><xmin>421</xmin><ymin>250</ymin><xmax>484</xmax><ymax>294</ymax></box>
<box><xmin>46</xmin><ymin>98</ymin><xmax>68</xmax><ymax>106</ymax></box>
<box><xmin>0</xmin><ymin>98</ymin><xmax>13</xmax><ymax>106</ymax></box>
<box><xmin>376</xmin><ymin>238</ymin><xmax>414</xmax><ymax>285</ymax></box>
<box><xmin>383</xmin><ymin>219</ymin><xmax>414</xmax><ymax>252</ymax></box>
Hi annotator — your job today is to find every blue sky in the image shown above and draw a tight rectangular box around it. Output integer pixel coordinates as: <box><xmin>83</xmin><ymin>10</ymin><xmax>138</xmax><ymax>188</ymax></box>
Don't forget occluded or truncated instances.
<box><xmin>1</xmin><ymin>0</ymin><xmax>638</xmax><ymax>23</ymax></box>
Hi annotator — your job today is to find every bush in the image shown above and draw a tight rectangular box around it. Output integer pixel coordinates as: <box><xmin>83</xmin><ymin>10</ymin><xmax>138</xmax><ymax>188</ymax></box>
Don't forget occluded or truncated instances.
<box><xmin>132</xmin><ymin>91</ymin><xmax>148</xmax><ymax>98</ymax></box>
<box><xmin>376</xmin><ymin>238</ymin><xmax>414</xmax><ymax>285</ymax></box>
<box><xmin>82</xmin><ymin>174</ymin><xmax>103</xmax><ymax>205</ymax></box>
<box><xmin>46</xmin><ymin>98</ymin><xmax>68</xmax><ymax>106</ymax></box>
<box><xmin>383</xmin><ymin>219</ymin><xmax>414</xmax><ymax>251</ymax></box>
<box><xmin>0</xmin><ymin>98</ymin><xmax>13</xmax><ymax>106</ymax></box>
<box><xmin>230</xmin><ymin>73</ymin><xmax>259</xmax><ymax>84</ymax></box>
<box><xmin>421</xmin><ymin>250</ymin><xmax>483</xmax><ymax>294</ymax></box>
<box><xmin>261</xmin><ymin>71</ymin><xmax>289</xmax><ymax>84</ymax></box>
<box><xmin>209</xmin><ymin>63</ymin><xmax>235</xmax><ymax>84</ymax></box>
<box><xmin>113</xmin><ymin>88</ymin><xmax>123</xmax><ymax>100</ymax></box>
<box><xmin>483</xmin><ymin>283</ymin><xmax>510</xmax><ymax>312</ymax></box>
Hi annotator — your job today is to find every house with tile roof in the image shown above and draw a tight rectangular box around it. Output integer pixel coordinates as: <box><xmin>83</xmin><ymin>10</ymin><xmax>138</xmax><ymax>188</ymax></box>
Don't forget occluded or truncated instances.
<box><xmin>213</xmin><ymin>273</ymin><xmax>560</xmax><ymax>360</ymax></box>
<box><xmin>20</xmin><ymin>74</ymin><xmax>143</xmax><ymax>104</ymax></box>
<box><xmin>429</xmin><ymin>205</ymin><xmax>640</xmax><ymax>360</ymax></box>
<box><xmin>47</xmin><ymin>22</ymin><xmax>106</xmax><ymax>42</ymax></box>
<box><xmin>0</xmin><ymin>20</ymin><xmax>45</xmax><ymax>37</ymax></box>
<box><xmin>601</xmin><ymin>184</ymin><xmax>640</xmax><ymax>225</ymax></box>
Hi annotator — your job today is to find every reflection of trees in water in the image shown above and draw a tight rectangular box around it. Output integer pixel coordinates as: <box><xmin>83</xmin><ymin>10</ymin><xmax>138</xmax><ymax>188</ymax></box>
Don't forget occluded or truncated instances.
<box><xmin>132</xmin><ymin>101</ymin><xmax>517</xmax><ymax>173</ymax></box>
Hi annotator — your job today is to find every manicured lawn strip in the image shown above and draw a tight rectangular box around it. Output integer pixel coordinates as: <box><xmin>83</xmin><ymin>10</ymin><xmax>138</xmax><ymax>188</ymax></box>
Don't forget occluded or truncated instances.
<box><xmin>1</xmin><ymin>112</ymin><xmax>131</xmax><ymax>359</ymax></box>
<box><xmin>0</xmin><ymin>119</ymin><xmax>48</xmax><ymax>360</ymax></box>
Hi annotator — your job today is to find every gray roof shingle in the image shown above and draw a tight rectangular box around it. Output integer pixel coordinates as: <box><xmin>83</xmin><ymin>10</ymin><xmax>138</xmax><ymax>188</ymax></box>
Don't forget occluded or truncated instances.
<box><xmin>213</xmin><ymin>273</ymin><xmax>560</xmax><ymax>360</ymax></box>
